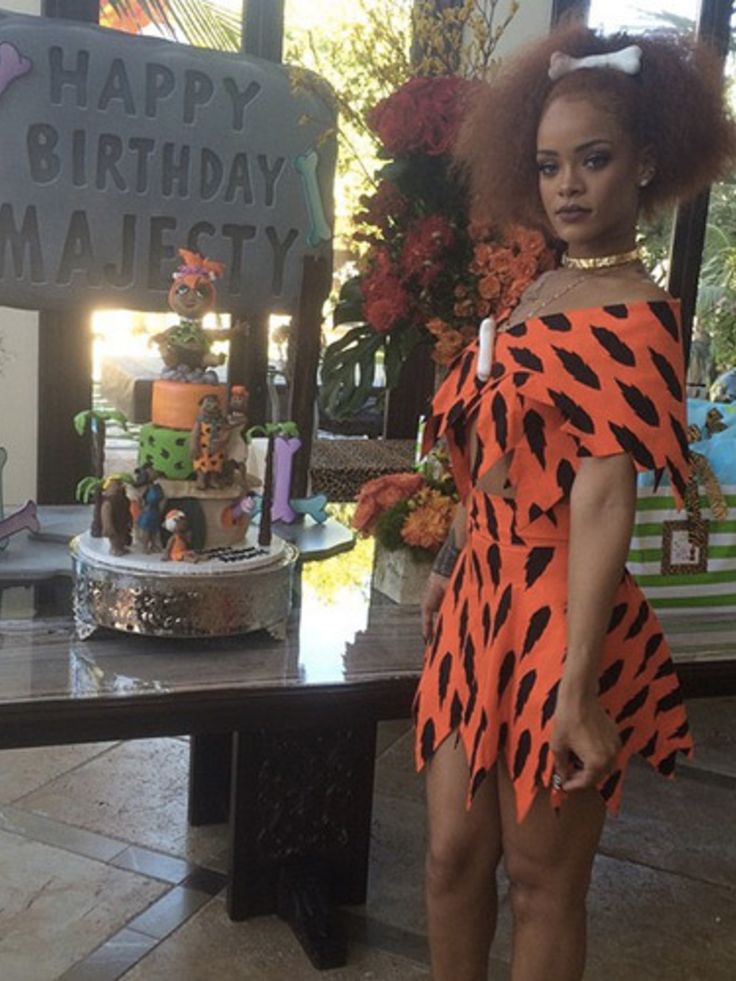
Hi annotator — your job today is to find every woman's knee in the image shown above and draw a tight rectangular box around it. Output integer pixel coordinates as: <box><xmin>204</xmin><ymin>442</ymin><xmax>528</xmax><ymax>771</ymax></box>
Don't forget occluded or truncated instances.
<box><xmin>505</xmin><ymin>854</ymin><xmax>591</xmax><ymax>924</ymax></box>
<box><xmin>426</xmin><ymin>828</ymin><xmax>500</xmax><ymax>897</ymax></box>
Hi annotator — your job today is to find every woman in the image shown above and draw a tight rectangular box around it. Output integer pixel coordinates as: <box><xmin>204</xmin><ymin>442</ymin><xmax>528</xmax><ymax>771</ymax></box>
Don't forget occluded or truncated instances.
<box><xmin>415</xmin><ymin>25</ymin><xmax>736</xmax><ymax>981</ymax></box>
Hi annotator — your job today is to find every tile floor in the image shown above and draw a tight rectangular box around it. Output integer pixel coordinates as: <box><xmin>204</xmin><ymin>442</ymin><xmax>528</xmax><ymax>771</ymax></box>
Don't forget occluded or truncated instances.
<box><xmin>0</xmin><ymin>698</ymin><xmax>734</xmax><ymax>980</ymax></box>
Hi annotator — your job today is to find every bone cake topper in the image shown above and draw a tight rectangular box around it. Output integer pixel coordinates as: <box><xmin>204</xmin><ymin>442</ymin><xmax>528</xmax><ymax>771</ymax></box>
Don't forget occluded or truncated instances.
<box><xmin>0</xmin><ymin>41</ymin><xmax>32</xmax><ymax>100</ymax></box>
<box><xmin>0</xmin><ymin>446</ymin><xmax>5</xmax><ymax>551</ymax></box>
<box><xmin>271</xmin><ymin>435</ymin><xmax>302</xmax><ymax>523</ymax></box>
<box><xmin>548</xmin><ymin>45</ymin><xmax>642</xmax><ymax>82</ymax></box>
<box><xmin>0</xmin><ymin>499</ymin><xmax>40</xmax><ymax>548</ymax></box>
<box><xmin>295</xmin><ymin>149</ymin><xmax>332</xmax><ymax>247</ymax></box>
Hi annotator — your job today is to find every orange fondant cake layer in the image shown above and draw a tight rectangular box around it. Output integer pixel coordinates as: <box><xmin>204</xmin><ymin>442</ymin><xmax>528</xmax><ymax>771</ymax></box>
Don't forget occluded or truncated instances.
<box><xmin>151</xmin><ymin>380</ymin><xmax>226</xmax><ymax>429</ymax></box>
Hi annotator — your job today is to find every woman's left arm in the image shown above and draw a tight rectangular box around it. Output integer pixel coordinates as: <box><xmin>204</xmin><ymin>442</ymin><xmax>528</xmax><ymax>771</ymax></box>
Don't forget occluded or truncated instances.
<box><xmin>552</xmin><ymin>453</ymin><xmax>638</xmax><ymax>792</ymax></box>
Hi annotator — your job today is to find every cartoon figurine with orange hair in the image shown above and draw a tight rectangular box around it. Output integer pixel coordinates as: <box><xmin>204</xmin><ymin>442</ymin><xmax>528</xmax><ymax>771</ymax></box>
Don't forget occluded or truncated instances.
<box><xmin>161</xmin><ymin>509</ymin><xmax>199</xmax><ymax>563</ymax></box>
<box><xmin>150</xmin><ymin>249</ymin><xmax>245</xmax><ymax>379</ymax></box>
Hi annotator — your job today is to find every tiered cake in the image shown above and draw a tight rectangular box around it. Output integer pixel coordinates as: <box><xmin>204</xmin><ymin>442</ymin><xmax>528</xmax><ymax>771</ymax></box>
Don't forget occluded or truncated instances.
<box><xmin>71</xmin><ymin>250</ymin><xmax>298</xmax><ymax>639</ymax></box>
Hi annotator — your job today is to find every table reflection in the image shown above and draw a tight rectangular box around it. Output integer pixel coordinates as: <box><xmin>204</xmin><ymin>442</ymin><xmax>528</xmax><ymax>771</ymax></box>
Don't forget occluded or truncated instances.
<box><xmin>0</xmin><ymin>536</ymin><xmax>425</xmax><ymax>706</ymax></box>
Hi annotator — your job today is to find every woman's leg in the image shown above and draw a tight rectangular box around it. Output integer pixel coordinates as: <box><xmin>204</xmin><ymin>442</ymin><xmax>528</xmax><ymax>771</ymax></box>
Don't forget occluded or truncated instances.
<box><xmin>498</xmin><ymin>761</ymin><xmax>606</xmax><ymax>981</ymax></box>
<box><xmin>425</xmin><ymin>736</ymin><xmax>502</xmax><ymax>981</ymax></box>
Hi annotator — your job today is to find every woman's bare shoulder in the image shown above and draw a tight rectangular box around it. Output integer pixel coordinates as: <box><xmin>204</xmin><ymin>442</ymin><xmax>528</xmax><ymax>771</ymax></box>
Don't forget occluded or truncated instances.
<box><xmin>567</xmin><ymin>272</ymin><xmax>672</xmax><ymax>310</ymax></box>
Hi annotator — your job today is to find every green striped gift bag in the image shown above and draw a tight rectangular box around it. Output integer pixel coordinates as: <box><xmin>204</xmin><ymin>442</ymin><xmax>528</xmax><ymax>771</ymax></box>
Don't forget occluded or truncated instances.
<box><xmin>628</xmin><ymin>489</ymin><xmax>736</xmax><ymax>615</ymax></box>
<box><xmin>628</xmin><ymin>398</ymin><xmax>736</xmax><ymax>614</ymax></box>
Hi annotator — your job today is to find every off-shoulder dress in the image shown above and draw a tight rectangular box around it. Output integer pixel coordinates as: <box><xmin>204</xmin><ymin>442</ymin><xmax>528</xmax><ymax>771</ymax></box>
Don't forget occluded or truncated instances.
<box><xmin>413</xmin><ymin>300</ymin><xmax>694</xmax><ymax>822</ymax></box>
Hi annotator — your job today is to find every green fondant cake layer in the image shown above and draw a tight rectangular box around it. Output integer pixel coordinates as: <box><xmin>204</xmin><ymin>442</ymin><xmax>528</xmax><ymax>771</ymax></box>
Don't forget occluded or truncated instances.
<box><xmin>138</xmin><ymin>423</ymin><xmax>194</xmax><ymax>480</ymax></box>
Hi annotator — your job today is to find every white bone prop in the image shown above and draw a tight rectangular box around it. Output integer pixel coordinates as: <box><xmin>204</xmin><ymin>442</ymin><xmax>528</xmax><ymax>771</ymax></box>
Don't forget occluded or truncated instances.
<box><xmin>0</xmin><ymin>447</ymin><xmax>6</xmax><ymax>551</ymax></box>
<box><xmin>477</xmin><ymin>317</ymin><xmax>496</xmax><ymax>382</ymax></box>
<box><xmin>0</xmin><ymin>499</ymin><xmax>40</xmax><ymax>546</ymax></box>
<box><xmin>294</xmin><ymin>149</ymin><xmax>332</xmax><ymax>246</ymax></box>
<box><xmin>548</xmin><ymin>45</ymin><xmax>642</xmax><ymax>82</ymax></box>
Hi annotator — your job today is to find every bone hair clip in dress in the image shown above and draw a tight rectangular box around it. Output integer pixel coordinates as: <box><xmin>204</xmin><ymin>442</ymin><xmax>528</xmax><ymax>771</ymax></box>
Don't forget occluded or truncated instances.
<box><xmin>476</xmin><ymin>316</ymin><xmax>496</xmax><ymax>382</ymax></box>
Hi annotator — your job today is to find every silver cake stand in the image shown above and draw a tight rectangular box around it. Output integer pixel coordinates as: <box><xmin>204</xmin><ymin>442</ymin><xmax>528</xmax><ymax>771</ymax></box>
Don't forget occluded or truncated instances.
<box><xmin>70</xmin><ymin>535</ymin><xmax>300</xmax><ymax>640</ymax></box>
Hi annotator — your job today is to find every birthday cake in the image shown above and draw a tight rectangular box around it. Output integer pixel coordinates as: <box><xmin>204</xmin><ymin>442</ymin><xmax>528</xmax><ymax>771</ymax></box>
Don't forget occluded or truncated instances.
<box><xmin>71</xmin><ymin>249</ymin><xmax>299</xmax><ymax>638</ymax></box>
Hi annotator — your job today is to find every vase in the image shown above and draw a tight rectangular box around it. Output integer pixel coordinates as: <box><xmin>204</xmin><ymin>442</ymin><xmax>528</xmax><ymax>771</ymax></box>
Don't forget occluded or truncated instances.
<box><xmin>372</xmin><ymin>542</ymin><xmax>432</xmax><ymax>605</ymax></box>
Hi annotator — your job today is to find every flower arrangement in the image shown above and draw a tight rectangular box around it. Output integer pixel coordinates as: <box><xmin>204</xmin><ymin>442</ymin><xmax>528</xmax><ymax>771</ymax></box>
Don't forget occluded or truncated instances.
<box><xmin>352</xmin><ymin>450</ymin><xmax>457</xmax><ymax>559</ymax></box>
<box><xmin>321</xmin><ymin>75</ymin><xmax>555</xmax><ymax>420</ymax></box>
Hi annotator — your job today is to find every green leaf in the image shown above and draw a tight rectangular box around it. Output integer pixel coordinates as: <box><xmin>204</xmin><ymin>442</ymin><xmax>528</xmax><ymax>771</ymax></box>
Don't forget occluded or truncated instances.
<box><xmin>384</xmin><ymin>332</ymin><xmax>404</xmax><ymax>390</ymax></box>
<box><xmin>73</xmin><ymin>411</ymin><xmax>91</xmax><ymax>437</ymax></box>
<box><xmin>320</xmin><ymin>325</ymin><xmax>383</xmax><ymax>420</ymax></box>
<box><xmin>245</xmin><ymin>425</ymin><xmax>266</xmax><ymax>443</ymax></box>
<box><xmin>102</xmin><ymin>409</ymin><xmax>129</xmax><ymax>431</ymax></box>
<box><xmin>333</xmin><ymin>276</ymin><xmax>364</xmax><ymax>326</ymax></box>
<box><xmin>75</xmin><ymin>476</ymin><xmax>102</xmax><ymax>503</ymax></box>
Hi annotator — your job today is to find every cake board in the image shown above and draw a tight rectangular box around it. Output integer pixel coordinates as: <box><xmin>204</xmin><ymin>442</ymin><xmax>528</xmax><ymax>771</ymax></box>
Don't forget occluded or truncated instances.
<box><xmin>71</xmin><ymin>529</ymin><xmax>300</xmax><ymax>641</ymax></box>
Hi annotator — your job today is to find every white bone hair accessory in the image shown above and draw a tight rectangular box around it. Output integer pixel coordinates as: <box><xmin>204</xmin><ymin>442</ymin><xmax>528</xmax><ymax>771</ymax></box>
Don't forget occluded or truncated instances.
<box><xmin>476</xmin><ymin>317</ymin><xmax>496</xmax><ymax>382</ymax></box>
<box><xmin>548</xmin><ymin>44</ymin><xmax>642</xmax><ymax>82</ymax></box>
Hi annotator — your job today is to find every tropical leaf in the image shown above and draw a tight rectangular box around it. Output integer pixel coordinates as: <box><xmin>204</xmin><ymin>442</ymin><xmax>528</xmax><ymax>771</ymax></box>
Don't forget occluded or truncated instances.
<box><xmin>320</xmin><ymin>324</ymin><xmax>384</xmax><ymax>420</ymax></box>
<box><xmin>333</xmin><ymin>276</ymin><xmax>365</xmax><ymax>326</ymax></box>
<box><xmin>75</xmin><ymin>475</ymin><xmax>102</xmax><ymax>503</ymax></box>
<box><xmin>245</xmin><ymin>421</ymin><xmax>299</xmax><ymax>442</ymax></box>
<box><xmin>384</xmin><ymin>323</ymin><xmax>424</xmax><ymax>389</ymax></box>
<box><xmin>104</xmin><ymin>0</ymin><xmax>241</xmax><ymax>52</ymax></box>
<box><xmin>101</xmin><ymin>409</ymin><xmax>129</xmax><ymax>430</ymax></box>
<box><xmin>73</xmin><ymin>411</ymin><xmax>92</xmax><ymax>436</ymax></box>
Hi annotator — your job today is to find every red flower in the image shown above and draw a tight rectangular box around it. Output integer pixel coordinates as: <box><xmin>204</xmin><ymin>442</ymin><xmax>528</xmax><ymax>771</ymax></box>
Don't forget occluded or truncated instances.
<box><xmin>401</xmin><ymin>215</ymin><xmax>455</xmax><ymax>285</ymax></box>
<box><xmin>367</xmin><ymin>76</ymin><xmax>470</xmax><ymax>157</ymax></box>
<box><xmin>362</xmin><ymin>250</ymin><xmax>412</xmax><ymax>333</ymax></box>
<box><xmin>355</xmin><ymin>180</ymin><xmax>409</xmax><ymax>233</ymax></box>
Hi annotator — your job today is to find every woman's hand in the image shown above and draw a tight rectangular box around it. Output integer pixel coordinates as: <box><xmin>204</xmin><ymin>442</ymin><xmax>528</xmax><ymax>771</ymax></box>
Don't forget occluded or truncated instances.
<box><xmin>422</xmin><ymin>571</ymin><xmax>450</xmax><ymax>644</ymax></box>
<box><xmin>551</xmin><ymin>694</ymin><xmax>621</xmax><ymax>792</ymax></box>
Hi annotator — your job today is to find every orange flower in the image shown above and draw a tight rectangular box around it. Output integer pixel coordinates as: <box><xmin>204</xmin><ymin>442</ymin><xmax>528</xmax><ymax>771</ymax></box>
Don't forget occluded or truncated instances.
<box><xmin>353</xmin><ymin>472</ymin><xmax>425</xmax><ymax>535</ymax></box>
<box><xmin>478</xmin><ymin>274</ymin><xmax>502</xmax><ymax>300</ymax></box>
<box><xmin>508</xmin><ymin>225</ymin><xmax>548</xmax><ymax>257</ymax></box>
<box><xmin>401</xmin><ymin>491</ymin><xmax>455</xmax><ymax>551</ymax></box>
<box><xmin>453</xmin><ymin>298</ymin><xmax>476</xmax><ymax>318</ymax></box>
<box><xmin>432</xmin><ymin>332</ymin><xmax>465</xmax><ymax>365</ymax></box>
<box><xmin>511</xmin><ymin>253</ymin><xmax>540</xmax><ymax>280</ymax></box>
<box><xmin>426</xmin><ymin>317</ymin><xmax>451</xmax><ymax>338</ymax></box>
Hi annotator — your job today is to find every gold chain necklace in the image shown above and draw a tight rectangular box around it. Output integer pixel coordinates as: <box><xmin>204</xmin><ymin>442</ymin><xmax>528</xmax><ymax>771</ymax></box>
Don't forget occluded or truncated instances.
<box><xmin>499</xmin><ymin>270</ymin><xmax>595</xmax><ymax>332</ymax></box>
<box><xmin>561</xmin><ymin>246</ymin><xmax>641</xmax><ymax>270</ymax></box>
<box><xmin>500</xmin><ymin>255</ymin><xmax>646</xmax><ymax>332</ymax></box>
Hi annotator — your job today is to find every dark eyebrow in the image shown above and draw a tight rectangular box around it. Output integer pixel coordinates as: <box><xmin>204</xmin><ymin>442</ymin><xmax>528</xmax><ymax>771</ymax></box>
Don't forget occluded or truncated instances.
<box><xmin>536</xmin><ymin>139</ymin><xmax>614</xmax><ymax>156</ymax></box>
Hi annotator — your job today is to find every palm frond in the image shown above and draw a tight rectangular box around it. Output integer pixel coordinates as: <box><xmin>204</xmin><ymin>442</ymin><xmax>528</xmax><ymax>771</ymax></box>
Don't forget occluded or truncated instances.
<box><xmin>104</xmin><ymin>0</ymin><xmax>241</xmax><ymax>51</ymax></box>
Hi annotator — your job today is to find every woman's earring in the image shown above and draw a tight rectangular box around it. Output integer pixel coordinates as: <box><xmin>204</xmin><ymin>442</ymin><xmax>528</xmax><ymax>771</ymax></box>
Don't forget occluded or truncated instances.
<box><xmin>639</xmin><ymin>172</ymin><xmax>654</xmax><ymax>187</ymax></box>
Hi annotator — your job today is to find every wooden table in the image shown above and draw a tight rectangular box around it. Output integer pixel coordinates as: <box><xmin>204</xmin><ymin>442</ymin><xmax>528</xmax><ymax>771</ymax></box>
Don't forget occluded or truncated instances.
<box><xmin>0</xmin><ymin>537</ymin><xmax>734</xmax><ymax>968</ymax></box>
<box><xmin>0</xmin><ymin>551</ymin><xmax>423</xmax><ymax>970</ymax></box>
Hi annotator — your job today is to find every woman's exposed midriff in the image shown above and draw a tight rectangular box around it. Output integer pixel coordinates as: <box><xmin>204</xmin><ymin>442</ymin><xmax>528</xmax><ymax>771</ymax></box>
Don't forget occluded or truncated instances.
<box><xmin>469</xmin><ymin>419</ymin><xmax>515</xmax><ymax>500</ymax></box>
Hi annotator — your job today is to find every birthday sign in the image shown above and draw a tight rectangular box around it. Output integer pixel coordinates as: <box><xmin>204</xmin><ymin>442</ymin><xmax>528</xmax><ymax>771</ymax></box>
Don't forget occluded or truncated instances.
<box><xmin>0</xmin><ymin>8</ymin><xmax>336</xmax><ymax>314</ymax></box>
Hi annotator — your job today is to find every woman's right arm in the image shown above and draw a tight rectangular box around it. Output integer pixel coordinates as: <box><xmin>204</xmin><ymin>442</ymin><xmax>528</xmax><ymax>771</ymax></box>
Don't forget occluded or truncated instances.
<box><xmin>421</xmin><ymin>500</ymin><xmax>466</xmax><ymax>643</ymax></box>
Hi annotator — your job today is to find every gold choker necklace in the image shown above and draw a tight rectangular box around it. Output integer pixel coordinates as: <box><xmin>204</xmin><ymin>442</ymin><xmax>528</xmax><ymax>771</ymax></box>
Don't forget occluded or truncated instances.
<box><xmin>561</xmin><ymin>247</ymin><xmax>641</xmax><ymax>270</ymax></box>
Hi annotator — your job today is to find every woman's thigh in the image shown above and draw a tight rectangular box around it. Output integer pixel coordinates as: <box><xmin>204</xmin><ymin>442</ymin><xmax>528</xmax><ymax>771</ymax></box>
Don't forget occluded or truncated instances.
<box><xmin>497</xmin><ymin>760</ymin><xmax>605</xmax><ymax>897</ymax></box>
<box><xmin>426</xmin><ymin>735</ymin><xmax>503</xmax><ymax>872</ymax></box>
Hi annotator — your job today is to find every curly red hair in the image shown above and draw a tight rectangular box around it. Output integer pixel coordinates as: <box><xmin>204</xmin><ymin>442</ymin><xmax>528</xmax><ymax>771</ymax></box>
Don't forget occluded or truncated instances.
<box><xmin>455</xmin><ymin>25</ymin><xmax>736</xmax><ymax>229</ymax></box>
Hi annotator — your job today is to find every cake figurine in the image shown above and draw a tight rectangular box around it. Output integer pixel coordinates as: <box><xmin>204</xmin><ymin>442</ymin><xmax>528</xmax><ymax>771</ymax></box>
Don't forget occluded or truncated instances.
<box><xmin>150</xmin><ymin>249</ymin><xmax>244</xmax><ymax>381</ymax></box>
<box><xmin>132</xmin><ymin>465</ymin><xmax>165</xmax><ymax>553</ymax></box>
<box><xmin>100</xmin><ymin>475</ymin><xmax>133</xmax><ymax>556</ymax></box>
<box><xmin>228</xmin><ymin>384</ymin><xmax>249</xmax><ymax>425</ymax></box>
<box><xmin>161</xmin><ymin>509</ymin><xmax>199</xmax><ymax>563</ymax></box>
<box><xmin>190</xmin><ymin>393</ymin><xmax>234</xmax><ymax>490</ymax></box>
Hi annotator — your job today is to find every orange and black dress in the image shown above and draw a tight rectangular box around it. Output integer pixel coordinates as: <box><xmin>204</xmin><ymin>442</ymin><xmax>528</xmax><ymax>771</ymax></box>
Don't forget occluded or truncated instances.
<box><xmin>413</xmin><ymin>300</ymin><xmax>694</xmax><ymax>822</ymax></box>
